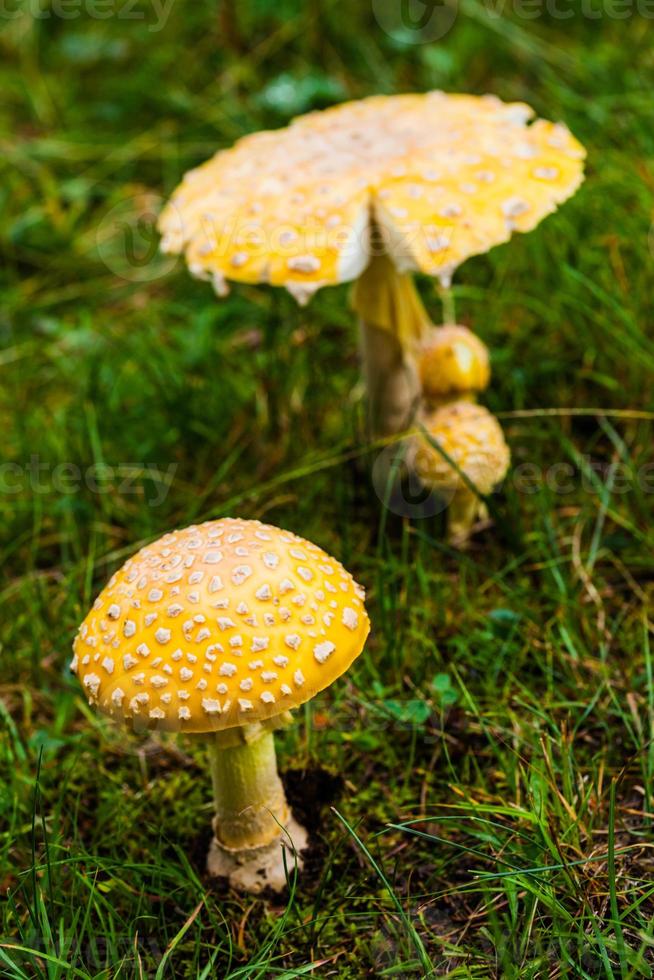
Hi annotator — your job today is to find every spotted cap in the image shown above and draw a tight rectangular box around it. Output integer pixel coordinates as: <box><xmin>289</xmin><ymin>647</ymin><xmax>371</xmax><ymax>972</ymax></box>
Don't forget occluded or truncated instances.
<box><xmin>418</xmin><ymin>325</ymin><xmax>490</xmax><ymax>400</ymax></box>
<box><xmin>159</xmin><ymin>91</ymin><xmax>585</xmax><ymax>303</ymax></box>
<box><xmin>71</xmin><ymin>519</ymin><xmax>370</xmax><ymax>733</ymax></box>
<box><xmin>412</xmin><ymin>402</ymin><xmax>510</xmax><ymax>496</ymax></box>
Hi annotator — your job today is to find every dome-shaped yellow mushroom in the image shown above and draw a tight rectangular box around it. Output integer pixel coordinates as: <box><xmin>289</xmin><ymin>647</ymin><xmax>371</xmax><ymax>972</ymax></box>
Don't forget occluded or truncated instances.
<box><xmin>72</xmin><ymin>518</ymin><xmax>370</xmax><ymax>893</ymax></box>
<box><xmin>411</xmin><ymin>402</ymin><xmax>510</xmax><ymax>546</ymax></box>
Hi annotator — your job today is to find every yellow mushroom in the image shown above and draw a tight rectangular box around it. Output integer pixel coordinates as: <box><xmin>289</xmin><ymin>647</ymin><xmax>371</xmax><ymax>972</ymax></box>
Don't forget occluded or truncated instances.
<box><xmin>71</xmin><ymin>518</ymin><xmax>370</xmax><ymax>893</ymax></box>
<box><xmin>159</xmin><ymin>92</ymin><xmax>585</xmax><ymax>436</ymax></box>
<box><xmin>418</xmin><ymin>324</ymin><xmax>491</xmax><ymax>405</ymax></box>
<box><xmin>410</xmin><ymin>401</ymin><xmax>510</xmax><ymax>546</ymax></box>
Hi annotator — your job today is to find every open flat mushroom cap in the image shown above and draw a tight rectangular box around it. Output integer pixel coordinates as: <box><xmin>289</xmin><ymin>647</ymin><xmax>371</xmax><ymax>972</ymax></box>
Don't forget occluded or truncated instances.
<box><xmin>159</xmin><ymin>91</ymin><xmax>585</xmax><ymax>302</ymax></box>
<box><xmin>71</xmin><ymin>519</ymin><xmax>370</xmax><ymax>733</ymax></box>
<box><xmin>418</xmin><ymin>325</ymin><xmax>490</xmax><ymax>398</ymax></box>
<box><xmin>412</xmin><ymin>402</ymin><xmax>510</xmax><ymax>495</ymax></box>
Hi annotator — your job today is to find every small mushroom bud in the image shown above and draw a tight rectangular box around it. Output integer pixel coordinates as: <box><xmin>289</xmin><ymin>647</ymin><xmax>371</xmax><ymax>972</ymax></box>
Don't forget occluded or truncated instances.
<box><xmin>417</xmin><ymin>325</ymin><xmax>490</xmax><ymax>405</ymax></box>
<box><xmin>410</xmin><ymin>401</ymin><xmax>510</xmax><ymax>547</ymax></box>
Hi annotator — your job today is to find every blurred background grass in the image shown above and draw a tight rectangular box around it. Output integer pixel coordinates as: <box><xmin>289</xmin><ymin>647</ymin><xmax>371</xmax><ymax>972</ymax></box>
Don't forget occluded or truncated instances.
<box><xmin>2</xmin><ymin>1</ymin><xmax>654</xmax><ymax>976</ymax></box>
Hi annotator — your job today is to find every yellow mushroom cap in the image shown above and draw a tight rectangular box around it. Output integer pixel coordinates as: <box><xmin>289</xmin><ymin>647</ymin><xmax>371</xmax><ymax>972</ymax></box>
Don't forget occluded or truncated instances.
<box><xmin>159</xmin><ymin>91</ymin><xmax>585</xmax><ymax>303</ymax></box>
<box><xmin>71</xmin><ymin>519</ymin><xmax>370</xmax><ymax>734</ymax></box>
<box><xmin>418</xmin><ymin>325</ymin><xmax>490</xmax><ymax>399</ymax></box>
<box><xmin>412</xmin><ymin>402</ymin><xmax>510</xmax><ymax>495</ymax></box>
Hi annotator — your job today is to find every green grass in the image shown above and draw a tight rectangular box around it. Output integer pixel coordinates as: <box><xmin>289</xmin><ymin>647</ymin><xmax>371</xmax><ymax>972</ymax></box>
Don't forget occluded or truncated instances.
<box><xmin>3</xmin><ymin>1</ymin><xmax>654</xmax><ymax>976</ymax></box>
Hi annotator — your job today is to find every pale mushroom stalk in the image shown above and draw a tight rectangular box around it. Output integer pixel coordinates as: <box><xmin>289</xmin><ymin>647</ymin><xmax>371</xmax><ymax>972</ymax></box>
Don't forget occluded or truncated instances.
<box><xmin>352</xmin><ymin>252</ymin><xmax>433</xmax><ymax>436</ymax></box>
<box><xmin>447</xmin><ymin>489</ymin><xmax>488</xmax><ymax>547</ymax></box>
<box><xmin>208</xmin><ymin>728</ymin><xmax>288</xmax><ymax>852</ymax></box>
<box><xmin>205</xmin><ymin>723</ymin><xmax>310</xmax><ymax>889</ymax></box>
<box><xmin>439</xmin><ymin>283</ymin><xmax>456</xmax><ymax>327</ymax></box>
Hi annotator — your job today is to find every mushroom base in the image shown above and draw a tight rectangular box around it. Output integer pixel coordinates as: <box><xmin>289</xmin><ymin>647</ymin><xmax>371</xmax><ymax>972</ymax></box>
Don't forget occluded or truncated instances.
<box><xmin>209</xmin><ymin>728</ymin><xmax>291</xmax><ymax>851</ymax></box>
<box><xmin>207</xmin><ymin>814</ymin><xmax>309</xmax><ymax>893</ymax></box>
<box><xmin>448</xmin><ymin>490</ymin><xmax>488</xmax><ymax>548</ymax></box>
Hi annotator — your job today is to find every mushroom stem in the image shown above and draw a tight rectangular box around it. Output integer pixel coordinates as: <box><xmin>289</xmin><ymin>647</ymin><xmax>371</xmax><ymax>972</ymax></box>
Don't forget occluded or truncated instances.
<box><xmin>352</xmin><ymin>253</ymin><xmax>431</xmax><ymax>437</ymax></box>
<box><xmin>357</xmin><ymin>320</ymin><xmax>419</xmax><ymax>438</ymax></box>
<box><xmin>439</xmin><ymin>283</ymin><xmax>456</xmax><ymax>326</ymax></box>
<box><xmin>447</xmin><ymin>489</ymin><xmax>486</xmax><ymax>547</ymax></box>
<box><xmin>208</xmin><ymin>728</ymin><xmax>289</xmax><ymax>851</ymax></box>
